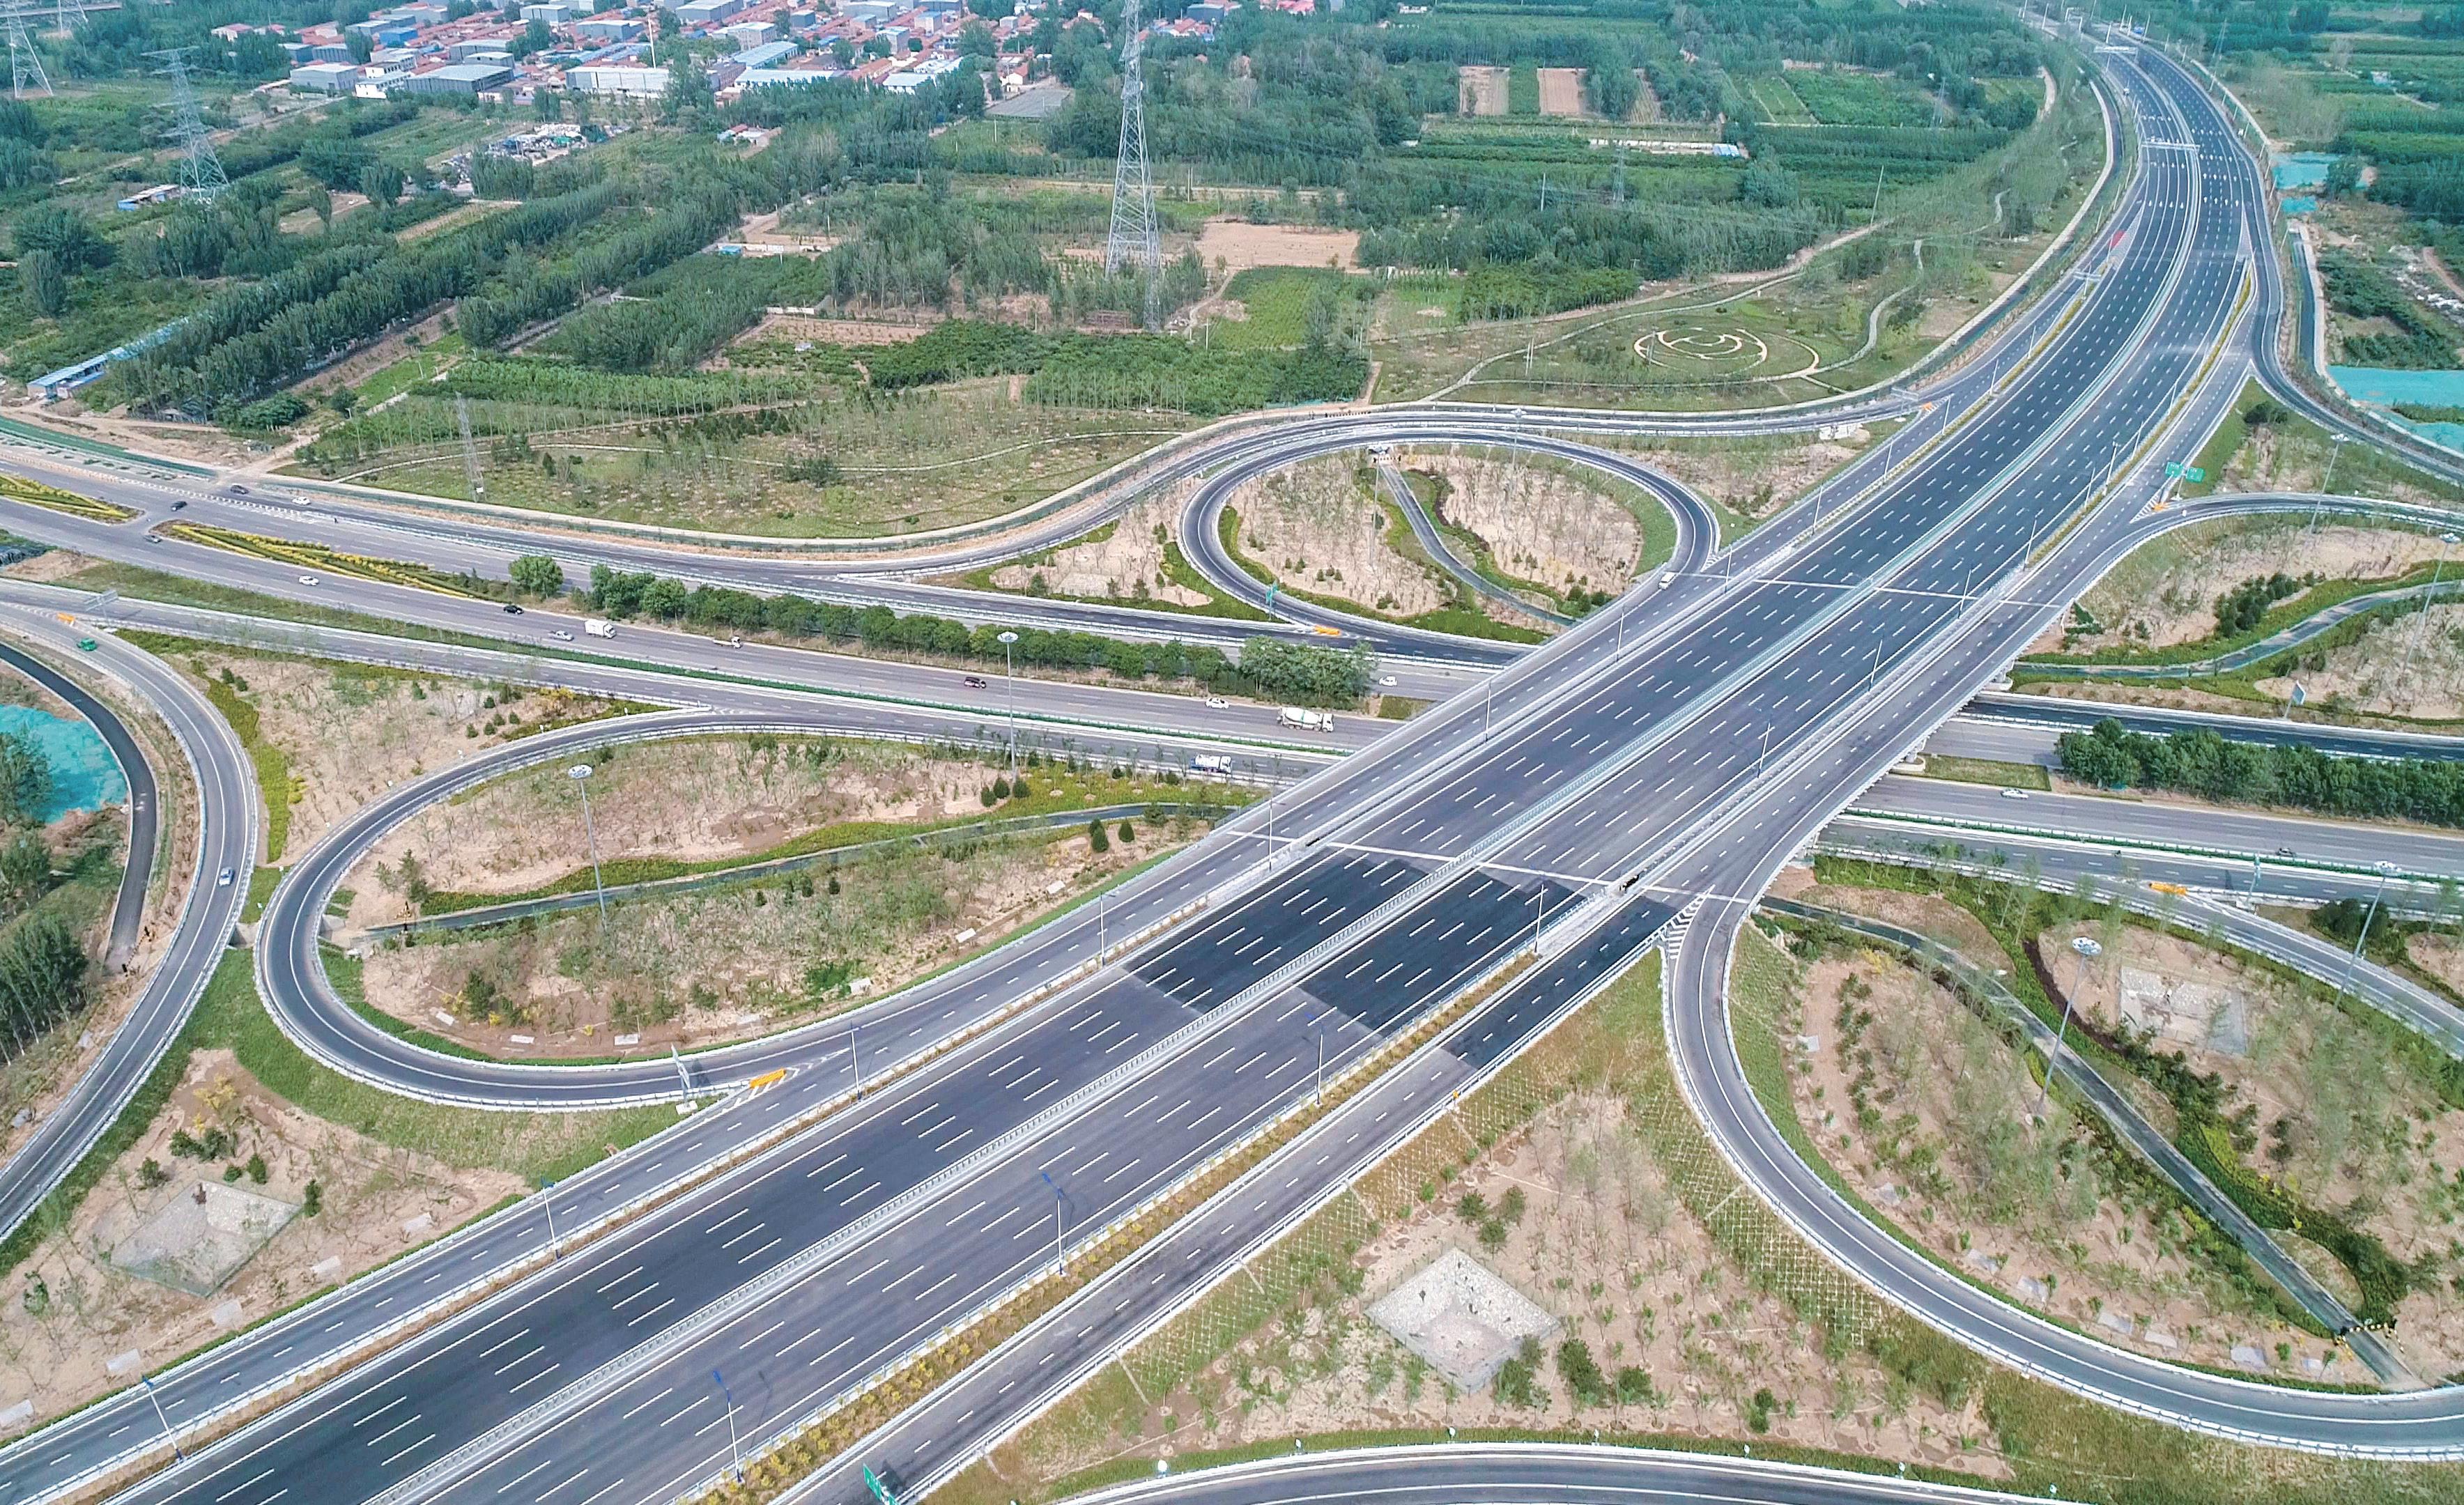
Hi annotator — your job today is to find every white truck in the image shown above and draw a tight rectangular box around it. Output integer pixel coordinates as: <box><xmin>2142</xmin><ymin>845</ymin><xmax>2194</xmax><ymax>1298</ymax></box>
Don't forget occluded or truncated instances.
<box><xmin>583</xmin><ymin>618</ymin><xmax>617</xmax><ymax>639</ymax></box>
<box><xmin>1277</xmin><ymin>707</ymin><xmax>1335</xmax><ymax>733</ymax></box>
<box><xmin>1189</xmin><ymin>753</ymin><xmax>1233</xmax><ymax>775</ymax></box>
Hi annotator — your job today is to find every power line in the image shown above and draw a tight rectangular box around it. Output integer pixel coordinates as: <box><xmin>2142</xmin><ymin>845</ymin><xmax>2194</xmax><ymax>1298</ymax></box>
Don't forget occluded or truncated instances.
<box><xmin>1104</xmin><ymin>0</ymin><xmax>1161</xmax><ymax>327</ymax></box>
<box><xmin>149</xmin><ymin>47</ymin><xmax>229</xmax><ymax>205</ymax></box>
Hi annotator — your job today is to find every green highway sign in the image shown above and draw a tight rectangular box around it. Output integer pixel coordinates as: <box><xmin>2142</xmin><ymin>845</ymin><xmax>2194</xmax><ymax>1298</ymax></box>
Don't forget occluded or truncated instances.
<box><xmin>864</xmin><ymin>1466</ymin><xmax>898</xmax><ymax>1505</ymax></box>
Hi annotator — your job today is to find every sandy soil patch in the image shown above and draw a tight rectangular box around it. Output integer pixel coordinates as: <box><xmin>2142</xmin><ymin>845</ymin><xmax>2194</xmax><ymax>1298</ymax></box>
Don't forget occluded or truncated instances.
<box><xmin>1458</xmin><ymin>65</ymin><xmax>1508</xmax><ymax>116</ymax></box>
<box><xmin>1008</xmin><ymin>1090</ymin><xmax>2010</xmax><ymax>1485</ymax></box>
<box><xmin>0</xmin><ymin>1049</ymin><xmax>521</xmax><ymax>1435</ymax></box>
<box><xmin>2222</xmin><ymin>419</ymin><xmax>2462</xmax><ymax>509</ymax></box>
<box><xmin>348</xmin><ymin>737</ymin><xmax>1043</xmax><ymax>929</ymax></box>
<box><xmin>2017</xmin><ymin>676</ymin><xmax>2464</xmax><ymax>734</ymax></box>
<box><xmin>2070</xmin><ymin>520</ymin><xmax>2454</xmax><ymax>653</ymax></box>
<box><xmin>1229</xmin><ymin>458</ymin><xmax>1454</xmax><ymax>620</ymax></box>
<box><xmin>1778</xmin><ymin>934</ymin><xmax>2329</xmax><ymax>1381</ymax></box>
<box><xmin>737</xmin><ymin>314</ymin><xmax>933</xmax><ymax>346</ymax></box>
<box><xmin>2043</xmin><ymin>920</ymin><xmax>2464</xmax><ymax>1377</ymax></box>
<box><xmin>166</xmin><ymin>645</ymin><xmax>627</xmax><ymax>862</ymax></box>
<box><xmin>1</xmin><ymin>549</ymin><xmax>100</xmax><ymax>585</ymax></box>
<box><xmin>2410</xmin><ymin>932</ymin><xmax>2464</xmax><ymax>998</ymax></box>
<box><xmin>1400</xmin><ymin>449</ymin><xmax>1641</xmax><ymax>599</ymax></box>
<box><xmin>987</xmin><ymin>488</ymin><xmax>1209</xmax><ymax>607</ymax></box>
<box><xmin>1537</xmin><ymin>68</ymin><xmax>1587</xmax><ymax>118</ymax></box>
<box><xmin>286</xmin><ymin>311</ymin><xmax>452</xmax><ymax>405</ymax></box>
<box><xmin>1769</xmin><ymin>870</ymin><xmax>2002</xmax><ymax>962</ymax></box>
<box><xmin>2253</xmin><ymin>601</ymin><xmax>2464</xmax><ymax>723</ymax></box>
<box><xmin>358</xmin><ymin>819</ymin><xmax>1187</xmax><ymax>1057</ymax></box>
<box><xmin>1620</xmin><ymin>434</ymin><xmax>1862</xmax><ymax>519</ymax></box>
<box><xmin>1193</xmin><ymin>221</ymin><xmax>1360</xmax><ymax>275</ymax></box>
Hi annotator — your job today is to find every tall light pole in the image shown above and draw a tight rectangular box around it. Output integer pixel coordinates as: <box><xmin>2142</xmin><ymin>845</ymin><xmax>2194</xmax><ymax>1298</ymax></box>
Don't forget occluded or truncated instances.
<box><xmin>2310</xmin><ymin>433</ymin><xmax>2351</xmax><ymax>532</ymax></box>
<box><xmin>2339</xmin><ymin>862</ymin><xmax>2400</xmax><ymax>1004</ymax></box>
<box><xmin>568</xmin><ymin>763</ymin><xmax>607</xmax><ymax>929</ymax></box>
<box><xmin>2400</xmin><ymin>532</ymin><xmax>2460</xmax><ymax>702</ymax></box>
<box><xmin>1040</xmin><ymin>1170</ymin><xmax>1065</xmax><ymax>1274</ymax></box>
<box><xmin>712</xmin><ymin>1369</ymin><xmax>744</xmax><ymax>1484</ymax></box>
<box><xmin>997</xmin><ymin>630</ymin><xmax>1020</xmax><ymax>776</ymax></box>
<box><xmin>2033</xmin><ymin>934</ymin><xmax>2100</xmax><ymax>1120</ymax></box>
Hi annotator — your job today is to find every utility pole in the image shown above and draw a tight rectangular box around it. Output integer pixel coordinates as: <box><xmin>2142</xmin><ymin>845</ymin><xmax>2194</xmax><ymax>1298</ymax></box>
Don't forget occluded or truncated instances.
<box><xmin>1104</xmin><ymin>0</ymin><xmax>1161</xmax><ymax>327</ymax></box>
<box><xmin>712</xmin><ymin>1370</ymin><xmax>745</xmax><ymax>1484</ymax></box>
<box><xmin>2399</xmin><ymin>531</ymin><xmax>2460</xmax><ymax>702</ymax></box>
<box><xmin>997</xmin><ymin>630</ymin><xmax>1020</xmax><ymax>775</ymax></box>
<box><xmin>141</xmin><ymin>1376</ymin><xmax>181</xmax><ymax>1462</ymax></box>
<box><xmin>457</xmin><ymin>396</ymin><xmax>486</xmax><ymax>502</ymax></box>
<box><xmin>568</xmin><ymin>764</ymin><xmax>608</xmax><ymax>929</ymax></box>
<box><xmin>150</xmin><ymin>49</ymin><xmax>225</xmax><ymax>201</ymax></box>
<box><xmin>2311</xmin><ymin>433</ymin><xmax>2351</xmax><ymax>530</ymax></box>
<box><xmin>2338</xmin><ymin>863</ymin><xmax>2399</xmax><ymax>1005</ymax></box>
<box><xmin>1040</xmin><ymin>1171</ymin><xmax>1066</xmax><ymax>1274</ymax></box>
<box><xmin>2033</xmin><ymin>935</ymin><xmax>2100</xmax><ymax>1120</ymax></box>
<box><xmin>6</xmin><ymin>3</ymin><xmax>49</xmax><ymax>100</ymax></box>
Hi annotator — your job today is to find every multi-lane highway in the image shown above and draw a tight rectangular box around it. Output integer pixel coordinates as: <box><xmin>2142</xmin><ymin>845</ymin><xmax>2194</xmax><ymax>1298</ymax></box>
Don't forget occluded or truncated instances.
<box><xmin>0</xmin><ymin>28</ymin><xmax>2456</xmax><ymax>1505</ymax></box>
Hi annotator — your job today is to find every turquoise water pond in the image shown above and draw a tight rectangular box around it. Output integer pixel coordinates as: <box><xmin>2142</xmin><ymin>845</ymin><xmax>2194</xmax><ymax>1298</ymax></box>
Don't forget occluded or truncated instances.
<box><xmin>0</xmin><ymin>704</ymin><xmax>125</xmax><ymax>821</ymax></box>
<box><xmin>2281</xmin><ymin>196</ymin><xmax>2318</xmax><ymax>216</ymax></box>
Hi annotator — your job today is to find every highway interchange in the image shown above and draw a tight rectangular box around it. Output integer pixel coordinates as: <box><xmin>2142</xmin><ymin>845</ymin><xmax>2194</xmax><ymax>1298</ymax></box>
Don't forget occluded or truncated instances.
<box><xmin>0</xmin><ymin>26</ymin><xmax>2456</xmax><ymax>1505</ymax></box>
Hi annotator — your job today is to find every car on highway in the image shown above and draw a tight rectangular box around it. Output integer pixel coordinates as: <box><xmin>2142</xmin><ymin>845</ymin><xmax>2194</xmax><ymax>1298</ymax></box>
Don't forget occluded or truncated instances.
<box><xmin>2276</xmin><ymin>846</ymin><xmax>2297</xmax><ymax>858</ymax></box>
<box><xmin>502</xmin><ymin>602</ymin><xmax>524</xmax><ymax>614</ymax></box>
<box><xmin>170</xmin><ymin>499</ymin><xmax>186</xmax><ymax>511</ymax></box>
<box><xmin>1999</xmin><ymin>787</ymin><xmax>2030</xmax><ymax>800</ymax></box>
<box><xmin>75</xmin><ymin>638</ymin><xmax>95</xmax><ymax>651</ymax></box>
<box><xmin>1380</xmin><ymin>676</ymin><xmax>1398</xmax><ymax>687</ymax></box>
<box><xmin>297</xmin><ymin>573</ymin><xmax>318</xmax><ymax>586</ymax></box>
<box><xmin>548</xmin><ymin>629</ymin><xmax>575</xmax><ymax>642</ymax></box>
<box><xmin>215</xmin><ymin>867</ymin><xmax>233</xmax><ymax>888</ymax></box>
<box><xmin>964</xmin><ymin>674</ymin><xmax>988</xmax><ymax>688</ymax></box>
<box><xmin>1204</xmin><ymin>695</ymin><xmax>1228</xmax><ymax>709</ymax></box>
<box><xmin>226</xmin><ymin>485</ymin><xmax>248</xmax><ymax>496</ymax></box>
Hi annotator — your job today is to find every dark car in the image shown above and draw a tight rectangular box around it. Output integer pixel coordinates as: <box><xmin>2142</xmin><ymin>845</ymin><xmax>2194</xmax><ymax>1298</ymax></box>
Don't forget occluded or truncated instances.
<box><xmin>170</xmin><ymin>499</ymin><xmax>187</xmax><ymax>510</ymax></box>
<box><xmin>502</xmin><ymin>603</ymin><xmax>525</xmax><ymax>615</ymax></box>
<box><xmin>964</xmin><ymin>674</ymin><xmax>988</xmax><ymax>688</ymax></box>
<box><xmin>227</xmin><ymin>485</ymin><xmax>248</xmax><ymax>496</ymax></box>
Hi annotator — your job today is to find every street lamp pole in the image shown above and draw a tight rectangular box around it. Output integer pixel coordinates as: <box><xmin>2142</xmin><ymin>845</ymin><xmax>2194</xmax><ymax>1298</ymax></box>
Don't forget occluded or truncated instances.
<box><xmin>2340</xmin><ymin>863</ymin><xmax>2399</xmax><ymax>1004</ymax></box>
<box><xmin>2399</xmin><ymin>532</ymin><xmax>2460</xmax><ymax>701</ymax></box>
<box><xmin>1040</xmin><ymin>1170</ymin><xmax>1065</xmax><ymax>1274</ymax></box>
<box><xmin>568</xmin><ymin>764</ymin><xmax>607</xmax><ymax>930</ymax></box>
<box><xmin>2033</xmin><ymin>935</ymin><xmax>2100</xmax><ymax>1120</ymax></box>
<box><xmin>713</xmin><ymin>1369</ymin><xmax>745</xmax><ymax>1483</ymax></box>
<box><xmin>997</xmin><ymin>631</ymin><xmax>1020</xmax><ymax>777</ymax></box>
<box><xmin>2311</xmin><ymin>434</ymin><xmax>2350</xmax><ymax>531</ymax></box>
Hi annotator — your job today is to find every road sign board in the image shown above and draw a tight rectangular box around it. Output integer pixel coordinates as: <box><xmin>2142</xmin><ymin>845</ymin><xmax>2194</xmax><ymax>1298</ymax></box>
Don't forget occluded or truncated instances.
<box><xmin>2185</xmin><ymin>465</ymin><xmax>2205</xmax><ymax>481</ymax></box>
<box><xmin>864</xmin><ymin>1465</ymin><xmax>898</xmax><ymax>1505</ymax></box>
<box><xmin>2164</xmin><ymin>463</ymin><xmax>2181</xmax><ymax>478</ymax></box>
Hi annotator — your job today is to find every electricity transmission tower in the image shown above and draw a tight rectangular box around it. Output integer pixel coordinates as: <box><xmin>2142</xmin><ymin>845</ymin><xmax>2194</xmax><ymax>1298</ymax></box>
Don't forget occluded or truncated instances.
<box><xmin>149</xmin><ymin>47</ymin><xmax>229</xmax><ymax>203</ymax></box>
<box><xmin>1103</xmin><ymin>0</ymin><xmax>1160</xmax><ymax>327</ymax></box>
<box><xmin>4</xmin><ymin>3</ymin><xmax>49</xmax><ymax>100</ymax></box>
<box><xmin>456</xmin><ymin>396</ymin><xmax>486</xmax><ymax>502</ymax></box>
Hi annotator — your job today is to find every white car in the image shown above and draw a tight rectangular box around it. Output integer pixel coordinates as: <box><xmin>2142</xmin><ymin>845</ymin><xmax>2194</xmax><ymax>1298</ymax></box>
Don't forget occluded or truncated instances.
<box><xmin>549</xmin><ymin>629</ymin><xmax>575</xmax><ymax>642</ymax></box>
<box><xmin>298</xmin><ymin>574</ymin><xmax>318</xmax><ymax>586</ymax></box>
<box><xmin>1379</xmin><ymin>675</ymin><xmax>1398</xmax><ymax>688</ymax></box>
<box><xmin>1204</xmin><ymin>696</ymin><xmax>1229</xmax><ymax>709</ymax></box>
<box><xmin>1999</xmin><ymin>787</ymin><xmax>2031</xmax><ymax>800</ymax></box>
<box><xmin>216</xmin><ymin>867</ymin><xmax>233</xmax><ymax>887</ymax></box>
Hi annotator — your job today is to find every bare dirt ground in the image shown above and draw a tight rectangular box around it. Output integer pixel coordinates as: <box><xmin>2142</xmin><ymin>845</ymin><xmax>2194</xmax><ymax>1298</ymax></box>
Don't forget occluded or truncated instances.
<box><xmin>2043</xmin><ymin>920</ymin><xmax>2464</xmax><ymax>1378</ymax></box>
<box><xmin>2220</xmin><ymin>419</ymin><xmax>2462</xmax><ymax>509</ymax></box>
<box><xmin>0</xmin><ymin>649</ymin><xmax>201</xmax><ymax>1173</ymax></box>
<box><xmin>1400</xmin><ymin>449</ymin><xmax>1642</xmax><ymax>599</ymax></box>
<box><xmin>357</xmin><ymin>821</ymin><xmax>1184</xmax><ymax>1058</ymax></box>
<box><xmin>1537</xmin><ymin>68</ymin><xmax>1587</xmax><ymax>118</ymax></box>
<box><xmin>1770</xmin><ymin>871</ymin><xmax>2001</xmax><ymax>962</ymax></box>
<box><xmin>0</xmin><ymin>1050</ymin><xmax>523</xmax><ymax>1434</ymax></box>
<box><xmin>1193</xmin><ymin>222</ymin><xmax>1360</xmax><ymax>275</ymax></box>
<box><xmin>987</xmin><ymin>489</ymin><xmax>1211</xmax><ymax>607</ymax></box>
<box><xmin>164</xmin><ymin>645</ymin><xmax>629</xmax><ymax>861</ymax></box>
<box><xmin>1458</xmin><ymin>65</ymin><xmax>1507</xmax><ymax>116</ymax></box>
<box><xmin>1003</xmin><ymin>1089</ymin><xmax>2008</xmax><ymax>1486</ymax></box>
<box><xmin>2252</xmin><ymin>601</ymin><xmax>2464</xmax><ymax>723</ymax></box>
<box><xmin>2067</xmin><ymin>520</ymin><xmax>2456</xmax><ymax>653</ymax></box>
<box><xmin>1230</xmin><ymin>457</ymin><xmax>1458</xmax><ymax>621</ymax></box>
<box><xmin>346</xmin><ymin>737</ymin><xmax>1039</xmax><ymax>928</ymax></box>
<box><xmin>1776</xmin><ymin>930</ymin><xmax>2330</xmax><ymax>1382</ymax></box>
<box><xmin>1619</xmin><ymin>434</ymin><xmax>1863</xmax><ymax>520</ymax></box>
<box><xmin>734</xmin><ymin>314</ymin><xmax>934</xmax><ymax>345</ymax></box>
<box><xmin>2411</xmin><ymin>932</ymin><xmax>2464</xmax><ymax>998</ymax></box>
<box><xmin>2019</xmin><ymin>676</ymin><xmax>2464</xmax><ymax>734</ymax></box>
